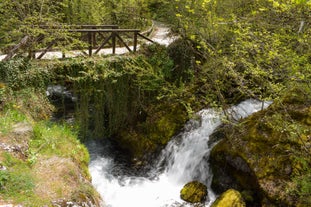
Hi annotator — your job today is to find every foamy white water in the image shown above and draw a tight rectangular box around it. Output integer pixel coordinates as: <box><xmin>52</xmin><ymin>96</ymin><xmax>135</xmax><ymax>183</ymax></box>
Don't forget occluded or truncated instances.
<box><xmin>88</xmin><ymin>99</ymin><xmax>271</xmax><ymax>207</ymax></box>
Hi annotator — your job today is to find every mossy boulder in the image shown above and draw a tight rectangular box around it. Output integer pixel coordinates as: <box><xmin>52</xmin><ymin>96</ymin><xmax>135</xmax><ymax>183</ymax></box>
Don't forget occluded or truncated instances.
<box><xmin>180</xmin><ymin>181</ymin><xmax>208</xmax><ymax>203</ymax></box>
<box><xmin>117</xmin><ymin>101</ymin><xmax>187</xmax><ymax>162</ymax></box>
<box><xmin>210</xmin><ymin>88</ymin><xmax>311</xmax><ymax>206</ymax></box>
<box><xmin>211</xmin><ymin>189</ymin><xmax>246</xmax><ymax>207</ymax></box>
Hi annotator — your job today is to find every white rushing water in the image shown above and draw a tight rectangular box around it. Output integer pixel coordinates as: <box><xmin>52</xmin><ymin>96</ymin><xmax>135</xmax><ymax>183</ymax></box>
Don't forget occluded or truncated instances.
<box><xmin>88</xmin><ymin>99</ymin><xmax>271</xmax><ymax>207</ymax></box>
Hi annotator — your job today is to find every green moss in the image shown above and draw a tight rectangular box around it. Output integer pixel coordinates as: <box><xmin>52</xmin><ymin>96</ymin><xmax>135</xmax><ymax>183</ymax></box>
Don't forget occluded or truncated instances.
<box><xmin>0</xmin><ymin>108</ymin><xmax>27</xmax><ymax>134</ymax></box>
<box><xmin>211</xmin><ymin>189</ymin><xmax>246</xmax><ymax>207</ymax></box>
<box><xmin>148</xmin><ymin>103</ymin><xmax>187</xmax><ymax>145</ymax></box>
<box><xmin>0</xmin><ymin>98</ymin><xmax>96</xmax><ymax>205</ymax></box>
<box><xmin>211</xmin><ymin>87</ymin><xmax>311</xmax><ymax>206</ymax></box>
<box><xmin>180</xmin><ymin>181</ymin><xmax>207</xmax><ymax>203</ymax></box>
<box><xmin>115</xmin><ymin>101</ymin><xmax>187</xmax><ymax>160</ymax></box>
<box><xmin>0</xmin><ymin>153</ymin><xmax>48</xmax><ymax>206</ymax></box>
<box><xmin>29</xmin><ymin>121</ymin><xmax>91</xmax><ymax>179</ymax></box>
<box><xmin>71</xmin><ymin>183</ymin><xmax>101</xmax><ymax>206</ymax></box>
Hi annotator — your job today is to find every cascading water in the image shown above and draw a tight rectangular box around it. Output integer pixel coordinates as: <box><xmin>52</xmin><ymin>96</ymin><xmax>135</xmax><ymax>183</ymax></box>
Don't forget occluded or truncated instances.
<box><xmin>88</xmin><ymin>99</ymin><xmax>271</xmax><ymax>207</ymax></box>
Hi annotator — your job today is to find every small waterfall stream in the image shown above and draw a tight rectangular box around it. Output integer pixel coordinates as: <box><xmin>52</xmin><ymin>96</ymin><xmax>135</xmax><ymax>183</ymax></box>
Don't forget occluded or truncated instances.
<box><xmin>88</xmin><ymin>99</ymin><xmax>271</xmax><ymax>207</ymax></box>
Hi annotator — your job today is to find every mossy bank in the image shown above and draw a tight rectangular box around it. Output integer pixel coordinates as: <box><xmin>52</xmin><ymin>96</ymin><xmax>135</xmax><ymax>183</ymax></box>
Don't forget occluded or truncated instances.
<box><xmin>0</xmin><ymin>105</ymin><xmax>101</xmax><ymax>206</ymax></box>
<box><xmin>210</xmin><ymin>87</ymin><xmax>311</xmax><ymax>206</ymax></box>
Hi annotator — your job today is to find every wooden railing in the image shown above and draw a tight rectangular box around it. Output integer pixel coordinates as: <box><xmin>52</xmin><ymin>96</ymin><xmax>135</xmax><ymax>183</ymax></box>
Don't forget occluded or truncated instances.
<box><xmin>2</xmin><ymin>25</ymin><xmax>154</xmax><ymax>60</ymax></box>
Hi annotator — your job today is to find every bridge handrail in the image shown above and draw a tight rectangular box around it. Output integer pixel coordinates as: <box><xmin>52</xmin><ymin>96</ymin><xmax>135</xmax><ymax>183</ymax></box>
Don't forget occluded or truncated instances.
<box><xmin>1</xmin><ymin>25</ymin><xmax>155</xmax><ymax>61</ymax></box>
<box><xmin>22</xmin><ymin>25</ymin><xmax>119</xmax><ymax>29</ymax></box>
<box><xmin>67</xmin><ymin>29</ymin><xmax>141</xmax><ymax>33</ymax></box>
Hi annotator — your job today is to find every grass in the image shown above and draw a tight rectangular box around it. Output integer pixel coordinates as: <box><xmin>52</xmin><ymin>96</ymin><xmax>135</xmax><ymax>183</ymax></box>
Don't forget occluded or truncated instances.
<box><xmin>0</xmin><ymin>152</ymin><xmax>49</xmax><ymax>206</ymax></box>
<box><xmin>0</xmin><ymin>108</ymin><xmax>27</xmax><ymax>134</ymax></box>
<box><xmin>0</xmin><ymin>107</ymin><xmax>96</xmax><ymax>206</ymax></box>
<box><xmin>29</xmin><ymin>122</ymin><xmax>90</xmax><ymax>177</ymax></box>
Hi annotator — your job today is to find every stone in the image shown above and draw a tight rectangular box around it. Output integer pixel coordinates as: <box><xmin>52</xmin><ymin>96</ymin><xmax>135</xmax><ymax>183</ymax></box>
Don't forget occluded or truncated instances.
<box><xmin>180</xmin><ymin>181</ymin><xmax>208</xmax><ymax>203</ymax></box>
<box><xmin>211</xmin><ymin>189</ymin><xmax>246</xmax><ymax>207</ymax></box>
<box><xmin>210</xmin><ymin>88</ymin><xmax>311</xmax><ymax>206</ymax></box>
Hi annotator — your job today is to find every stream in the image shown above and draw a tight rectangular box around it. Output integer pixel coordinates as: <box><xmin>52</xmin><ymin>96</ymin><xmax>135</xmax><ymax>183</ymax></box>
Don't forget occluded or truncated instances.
<box><xmin>87</xmin><ymin>99</ymin><xmax>271</xmax><ymax>207</ymax></box>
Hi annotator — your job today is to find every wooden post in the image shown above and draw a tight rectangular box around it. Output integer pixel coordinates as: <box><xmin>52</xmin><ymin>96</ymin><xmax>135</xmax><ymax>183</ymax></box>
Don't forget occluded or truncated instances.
<box><xmin>112</xmin><ymin>32</ymin><xmax>116</xmax><ymax>54</ymax></box>
<box><xmin>92</xmin><ymin>26</ymin><xmax>96</xmax><ymax>46</ymax></box>
<box><xmin>88</xmin><ymin>31</ymin><xmax>92</xmax><ymax>56</ymax></box>
<box><xmin>94</xmin><ymin>34</ymin><xmax>113</xmax><ymax>54</ymax></box>
<box><xmin>3</xmin><ymin>36</ymin><xmax>29</xmax><ymax>61</ymax></box>
<box><xmin>28</xmin><ymin>50</ymin><xmax>36</xmax><ymax>59</ymax></box>
<box><xmin>133</xmin><ymin>32</ymin><xmax>138</xmax><ymax>52</ymax></box>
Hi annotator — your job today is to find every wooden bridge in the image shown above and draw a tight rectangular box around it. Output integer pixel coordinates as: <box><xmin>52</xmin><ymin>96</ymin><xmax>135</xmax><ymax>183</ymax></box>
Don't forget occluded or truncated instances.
<box><xmin>2</xmin><ymin>25</ymin><xmax>155</xmax><ymax>61</ymax></box>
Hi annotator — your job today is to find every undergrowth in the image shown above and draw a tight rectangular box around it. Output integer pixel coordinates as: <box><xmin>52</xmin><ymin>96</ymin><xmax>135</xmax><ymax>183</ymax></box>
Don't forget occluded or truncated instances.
<box><xmin>0</xmin><ymin>103</ymin><xmax>94</xmax><ymax>205</ymax></box>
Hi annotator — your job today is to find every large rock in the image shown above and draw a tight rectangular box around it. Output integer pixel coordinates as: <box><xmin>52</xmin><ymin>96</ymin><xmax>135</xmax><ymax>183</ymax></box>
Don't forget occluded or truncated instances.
<box><xmin>180</xmin><ymin>181</ymin><xmax>208</xmax><ymax>203</ymax></box>
<box><xmin>211</xmin><ymin>189</ymin><xmax>246</xmax><ymax>207</ymax></box>
<box><xmin>210</xmin><ymin>88</ymin><xmax>311</xmax><ymax>206</ymax></box>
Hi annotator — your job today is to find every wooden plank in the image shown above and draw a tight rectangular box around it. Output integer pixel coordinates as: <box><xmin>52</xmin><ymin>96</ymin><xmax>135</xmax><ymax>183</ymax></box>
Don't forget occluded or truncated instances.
<box><xmin>115</xmin><ymin>33</ymin><xmax>132</xmax><ymax>52</ymax></box>
<box><xmin>94</xmin><ymin>34</ymin><xmax>113</xmax><ymax>54</ymax></box>
<box><xmin>37</xmin><ymin>39</ymin><xmax>57</xmax><ymax>59</ymax></box>
<box><xmin>35</xmin><ymin>25</ymin><xmax>119</xmax><ymax>29</ymax></box>
<box><xmin>68</xmin><ymin>29</ymin><xmax>140</xmax><ymax>33</ymax></box>
<box><xmin>3</xmin><ymin>36</ymin><xmax>29</xmax><ymax>61</ymax></box>
<box><xmin>75</xmin><ymin>25</ymin><xmax>118</xmax><ymax>29</ymax></box>
<box><xmin>80</xmin><ymin>50</ymin><xmax>88</xmax><ymax>56</ymax></box>
<box><xmin>137</xmin><ymin>33</ymin><xmax>154</xmax><ymax>43</ymax></box>
<box><xmin>88</xmin><ymin>32</ymin><xmax>92</xmax><ymax>56</ymax></box>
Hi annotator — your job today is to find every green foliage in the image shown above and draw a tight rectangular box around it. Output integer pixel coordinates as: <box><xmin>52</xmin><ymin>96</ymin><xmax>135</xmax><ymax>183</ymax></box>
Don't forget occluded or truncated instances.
<box><xmin>0</xmin><ymin>58</ymin><xmax>52</xmax><ymax>90</ymax></box>
<box><xmin>0</xmin><ymin>58</ymin><xmax>55</xmax><ymax>119</ymax></box>
<box><xmin>101</xmin><ymin>0</ymin><xmax>151</xmax><ymax>28</ymax></box>
<box><xmin>140</xmin><ymin>43</ymin><xmax>174</xmax><ymax>80</ymax></box>
<box><xmin>0</xmin><ymin>153</ymin><xmax>35</xmax><ymax>203</ymax></box>
<box><xmin>167</xmin><ymin>39</ymin><xmax>197</xmax><ymax>85</ymax></box>
<box><xmin>0</xmin><ymin>109</ymin><xmax>27</xmax><ymax>134</ymax></box>
<box><xmin>0</xmin><ymin>103</ymin><xmax>93</xmax><ymax>205</ymax></box>
<box><xmin>29</xmin><ymin>121</ymin><xmax>89</xmax><ymax>166</ymax></box>
<box><xmin>147</xmin><ymin>0</ymin><xmax>175</xmax><ymax>22</ymax></box>
<box><xmin>290</xmin><ymin>172</ymin><xmax>311</xmax><ymax>204</ymax></box>
<box><xmin>0</xmin><ymin>0</ymin><xmax>154</xmax><ymax>56</ymax></box>
<box><xmin>168</xmin><ymin>0</ymin><xmax>311</xmax><ymax>107</ymax></box>
<box><xmin>62</xmin><ymin>0</ymin><xmax>105</xmax><ymax>25</ymax></box>
<box><xmin>0</xmin><ymin>168</ymin><xmax>34</xmax><ymax>198</ymax></box>
<box><xmin>50</xmin><ymin>52</ymin><xmax>177</xmax><ymax>139</ymax></box>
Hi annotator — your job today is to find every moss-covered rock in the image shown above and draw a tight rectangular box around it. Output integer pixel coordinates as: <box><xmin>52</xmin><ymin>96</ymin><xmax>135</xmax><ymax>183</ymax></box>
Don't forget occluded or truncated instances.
<box><xmin>211</xmin><ymin>189</ymin><xmax>246</xmax><ymax>207</ymax></box>
<box><xmin>117</xmin><ymin>101</ymin><xmax>187</xmax><ymax>162</ymax></box>
<box><xmin>180</xmin><ymin>181</ymin><xmax>208</xmax><ymax>203</ymax></box>
<box><xmin>210</xmin><ymin>87</ymin><xmax>311</xmax><ymax>206</ymax></box>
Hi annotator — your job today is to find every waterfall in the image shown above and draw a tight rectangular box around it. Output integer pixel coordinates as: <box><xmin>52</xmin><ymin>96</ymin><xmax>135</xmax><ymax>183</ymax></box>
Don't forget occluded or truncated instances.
<box><xmin>88</xmin><ymin>99</ymin><xmax>271</xmax><ymax>207</ymax></box>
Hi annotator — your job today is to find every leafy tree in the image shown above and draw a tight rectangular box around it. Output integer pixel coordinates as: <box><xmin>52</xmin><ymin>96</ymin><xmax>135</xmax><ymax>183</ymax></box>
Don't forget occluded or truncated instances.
<box><xmin>62</xmin><ymin>0</ymin><xmax>105</xmax><ymax>24</ymax></box>
<box><xmin>0</xmin><ymin>0</ymin><xmax>152</xmax><ymax>54</ymax></box>
<box><xmin>170</xmin><ymin>0</ymin><xmax>311</xmax><ymax>104</ymax></box>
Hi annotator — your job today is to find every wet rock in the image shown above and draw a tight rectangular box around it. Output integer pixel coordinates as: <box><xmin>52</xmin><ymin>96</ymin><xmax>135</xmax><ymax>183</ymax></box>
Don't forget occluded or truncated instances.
<box><xmin>46</xmin><ymin>85</ymin><xmax>76</xmax><ymax>104</ymax></box>
<box><xmin>180</xmin><ymin>181</ymin><xmax>207</xmax><ymax>203</ymax></box>
<box><xmin>46</xmin><ymin>85</ymin><xmax>76</xmax><ymax>116</ymax></box>
<box><xmin>211</xmin><ymin>189</ymin><xmax>246</xmax><ymax>207</ymax></box>
<box><xmin>210</xmin><ymin>88</ymin><xmax>311</xmax><ymax>206</ymax></box>
<box><xmin>51</xmin><ymin>199</ymin><xmax>98</xmax><ymax>207</ymax></box>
